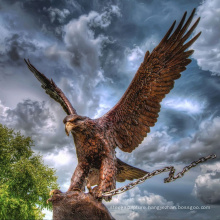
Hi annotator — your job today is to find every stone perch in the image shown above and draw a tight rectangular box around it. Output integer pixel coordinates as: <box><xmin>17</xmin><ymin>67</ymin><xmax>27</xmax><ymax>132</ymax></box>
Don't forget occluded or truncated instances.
<box><xmin>48</xmin><ymin>190</ymin><xmax>115</xmax><ymax>220</ymax></box>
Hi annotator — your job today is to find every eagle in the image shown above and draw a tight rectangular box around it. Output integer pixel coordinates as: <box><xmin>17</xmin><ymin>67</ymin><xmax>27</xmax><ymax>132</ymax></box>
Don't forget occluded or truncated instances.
<box><xmin>25</xmin><ymin>9</ymin><xmax>201</xmax><ymax>201</ymax></box>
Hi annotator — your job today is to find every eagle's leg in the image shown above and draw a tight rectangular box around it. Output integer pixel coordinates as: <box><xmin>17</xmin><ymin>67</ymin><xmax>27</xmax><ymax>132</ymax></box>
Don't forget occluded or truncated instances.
<box><xmin>67</xmin><ymin>162</ymin><xmax>90</xmax><ymax>192</ymax></box>
<box><xmin>93</xmin><ymin>157</ymin><xmax>117</xmax><ymax>201</ymax></box>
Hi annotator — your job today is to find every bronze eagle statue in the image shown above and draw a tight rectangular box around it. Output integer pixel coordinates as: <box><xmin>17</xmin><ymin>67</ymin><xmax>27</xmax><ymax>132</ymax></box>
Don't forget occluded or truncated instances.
<box><xmin>25</xmin><ymin>9</ymin><xmax>201</xmax><ymax>201</ymax></box>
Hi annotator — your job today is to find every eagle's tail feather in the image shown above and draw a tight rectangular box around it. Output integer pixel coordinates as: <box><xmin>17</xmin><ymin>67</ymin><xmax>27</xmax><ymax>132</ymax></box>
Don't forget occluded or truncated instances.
<box><xmin>86</xmin><ymin>158</ymin><xmax>148</xmax><ymax>186</ymax></box>
<box><xmin>116</xmin><ymin>158</ymin><xmax>148</xmax><ymax>182</ymax></box>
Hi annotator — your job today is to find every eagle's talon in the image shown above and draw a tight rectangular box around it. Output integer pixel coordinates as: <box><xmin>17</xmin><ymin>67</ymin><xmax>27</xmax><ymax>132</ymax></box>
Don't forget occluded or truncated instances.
<box><xmin>49</xmin><ymin>189</ymin><xmax>62</xmax><ymax>196</ymax></box>
<box><xmin>86</xmin><ymin>178</ymin><xmax>93</xmax><ymax>194</ymax></box>
<box><xmin>69</xmin><ymin>188</ymin><xmax>82</xmax><ymax>192</ymax></box>
<box><xmin>91</xmin><ymin>186</ymin><xmax>113</xmax><ymax>201</ymax></box>
<box><xmin>91</xmin><ymin>186</ymin><xmax>102</xmax><ymax>200</ymax></box>
<box><xmin>103</xmin><ymin>195</ymin><xmax>112</xmax><ymax>202</ymax></box>
<box><xmin>47</xmin><ymin>189</ymin><xmax>62</xmax><ymax>204</ymax></box>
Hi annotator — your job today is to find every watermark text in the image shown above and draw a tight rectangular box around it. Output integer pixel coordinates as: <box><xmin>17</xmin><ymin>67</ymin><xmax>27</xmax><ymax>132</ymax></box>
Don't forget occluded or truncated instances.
<box><xmin>109</xmin><ymin>205</ymin><xmax>211</xmax><ymax>211</ymax></box>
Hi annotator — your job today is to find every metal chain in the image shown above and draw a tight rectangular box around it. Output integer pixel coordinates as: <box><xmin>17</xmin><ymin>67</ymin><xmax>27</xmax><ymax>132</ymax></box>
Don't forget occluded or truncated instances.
<box><xmin>102</xmin><ymin>154</ymin><xmax>217</xmax><ymax>197</ymax></box>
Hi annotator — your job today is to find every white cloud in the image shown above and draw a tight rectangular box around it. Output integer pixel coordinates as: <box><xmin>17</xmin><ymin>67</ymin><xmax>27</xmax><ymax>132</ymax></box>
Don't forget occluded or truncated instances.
<box><xmin>133</xmin><ymin>116</ymin><xmax>220</xmax><ymax>166</ymax></box>
<box><xmin>62</xmin><ymin>11</ymin><xmax>111</xmax><ymax>68</ymax></box>
<box><xmin>127</xmin><ymin>47</ymin><xmax>144</xmax><ymax>62</ymax></box>
<box><xmin>53</xmin><ymin>5</ymin><xmax>121</xmax><ymax>71</ymax></box>
<box><xmin>124</xmin><ymin>46</ymin><xmax>144</xmax><ymax>72</ymax></box>
<box><xmin>163</xmin><ymin>97</ymin><xmax>206</xmax><ymax>115</ymax></box>
<box><xmin>122</xmin><ymin>35</ymin><xmax>159</xmax><ymax>77</ymax></box>
<box><xmin>0</xmin><ymin>99</ymin><xmax>56</xmax><ymax>136</ymax></box>
<box><xmin>90</xmin><ymin>5</ymin><xmax>121</xmax><ymax>29</ymax></box>
<box><xmin>43</xmin><ymin>147</ymin><xmax>75</xmax><ymax>168</ymax></box>
<box><xmin>142</xmin><ymin>35</ymin><xmax>159</xmax><ymax>53</ymax></box>
<box><xmin>0</xmin><ymin>99</ymin><xmax>74</xmax><ymax>153</ymax></box>
<box><xmin>107</xmin><ymin>187</ymin><xmax>174</xmax><ymax>206</ymax></box>
<box><xmin>128</xmin><ymin>211</ymin><xmax>140</xmax><ymax>220</ymax></box>
<box><xmin>138</xmin><ymin>191</ymin><xmax>174</xmax><ymax>206</ymax></box>
<box><xmin>110</xmin><ymin>5</ymin><xmax>121</xmax><ymax>17</ymax></box>
<box><xmin>0</xmin><ymin>100</ymin><xmax>9</xmax><ymax>122</ymax></box>
<box><xmin>193</xmin><ymin>162</ymin><xmax>220</xmax><ymax>204</ymax></box>
<box><xmin>192</xmin><ymin>0</ymin><xmax>220</xmax><ymax>75</ymax></box>
<box><xmin>44</xmin><ymin>7</ymin><xmax>70</xmax><ymax>24</ymax></box>
<box><xmin>104</xmin><ymin>187</ymin><xmax>174</xmax><ymax>220</ymax></box>
<box><xmin>132</xmin><ymin>127</ymin><xmax>173</xmax><ymax>166</ymax></box>
<box><xmin>200</xmin><ymin>161</ymin><xmax>220</xmax><ymax>173</ymax></box>
<box><xmin>45</xmin><ymin>6</ymin><xmax>120</xmax><ymax>117</ymax></box>
<box><xmin>42</xmin><ymin>208</ymin><xmax>52</xmax><ymax>220</ymax></box>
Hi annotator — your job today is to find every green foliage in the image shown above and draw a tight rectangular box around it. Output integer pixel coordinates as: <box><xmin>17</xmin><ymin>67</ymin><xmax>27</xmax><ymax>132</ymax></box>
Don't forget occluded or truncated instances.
<box><xmin>0</xmin><ymin>124</ymin><xmax>59</xmax><ymax>220</ymax></box>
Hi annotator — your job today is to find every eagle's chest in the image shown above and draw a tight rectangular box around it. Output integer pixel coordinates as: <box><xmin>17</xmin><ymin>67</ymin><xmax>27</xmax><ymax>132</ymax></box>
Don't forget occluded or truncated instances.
<box><xmin>73</xmin><ymin>130</ymin><xmax>107</xmax><ymax>161</ymax></box>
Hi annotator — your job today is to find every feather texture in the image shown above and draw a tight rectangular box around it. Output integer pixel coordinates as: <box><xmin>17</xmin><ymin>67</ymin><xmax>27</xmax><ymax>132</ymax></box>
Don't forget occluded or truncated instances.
<box><xmin>87</xmin><ymin>158</ymin><xmax>148</xmax><ymax>185</ymax></box>
<box><xmin>24</xmin><ymin>59</ymin><xmax>77</xmax><ymax>115</ymax></box>
<box><xmin>98</xmin><ymin>9</ymin><xmax>201</xmax><ymax>152</ymax></box>
<box><xmin>24</xmin><ymin>9</ymin><xmax>201</xmax><ymax>200</ymax></box>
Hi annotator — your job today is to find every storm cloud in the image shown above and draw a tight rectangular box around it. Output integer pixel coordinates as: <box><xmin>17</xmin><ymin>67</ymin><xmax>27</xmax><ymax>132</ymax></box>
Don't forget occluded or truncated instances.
<box><xmin>132</xmin><ymin>117</ymin><xmax>220</xmax><ymax>167</ymax></box>
<box><xmin>192</xmin><ymin>0</ymin><xmax>220</xmax><ymax>75</ymax></box>
<box><xmin>193</xmin><ymin>162</ymin><xmax>220</xmax><ymax>204</ymax></box>
<box><xmin>0</xmin><ymin>0</ymin><xmax>220</xmax><ymax>219</ymax></box>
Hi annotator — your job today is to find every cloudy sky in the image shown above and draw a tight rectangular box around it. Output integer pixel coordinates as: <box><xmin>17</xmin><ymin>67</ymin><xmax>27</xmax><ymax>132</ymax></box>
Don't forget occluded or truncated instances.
<box><xmin>0</xmin><ymin>0</ymin><xmax>220</xmax><ymax>219</ymax></box>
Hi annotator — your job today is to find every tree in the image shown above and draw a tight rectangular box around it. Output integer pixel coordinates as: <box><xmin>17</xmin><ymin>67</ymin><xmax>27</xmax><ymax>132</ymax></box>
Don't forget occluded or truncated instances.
<box><xmin>0</xmin><ymin>124</ymin><xmax>59</xmax><ymax>220</ymax></box>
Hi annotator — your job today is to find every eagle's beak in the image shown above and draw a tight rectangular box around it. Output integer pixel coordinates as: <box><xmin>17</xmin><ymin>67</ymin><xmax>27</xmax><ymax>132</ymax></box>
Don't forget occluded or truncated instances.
<box><xmin>65</xmin><ymin>122</ymin><xmax>74</xmax><ymax>136</ymax></box>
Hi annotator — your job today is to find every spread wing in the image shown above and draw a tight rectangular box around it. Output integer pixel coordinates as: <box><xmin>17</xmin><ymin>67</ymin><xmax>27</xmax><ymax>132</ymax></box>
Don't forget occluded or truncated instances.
<box><xmin>24</xmin><ymin>59</ymin><xmax>77</xmax><ymax>115</ymax></box>
<box><xmin>98</xmin><ymin>9</ymin><xmax>201</xmax><ymax>153</ymax></box>
<box><xmin>87</xmin><ymin>158</ymin><xmax>148</xmax><ymax>185</ymax></box>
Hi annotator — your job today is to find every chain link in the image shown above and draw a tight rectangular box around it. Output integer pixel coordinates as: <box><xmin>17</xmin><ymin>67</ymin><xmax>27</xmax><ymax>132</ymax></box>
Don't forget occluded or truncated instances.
<box><xmin>102</xmin><ymin>154</ymin><xmax>217</xmax><ymax>197</ymax></box>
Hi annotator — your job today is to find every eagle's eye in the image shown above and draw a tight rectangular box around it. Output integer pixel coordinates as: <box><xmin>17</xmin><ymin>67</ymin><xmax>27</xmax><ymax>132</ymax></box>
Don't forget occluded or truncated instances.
<box><xmin>63</xmin><ymin>114</ymin><xmax>78</xmax><ymax>124</ymax></box>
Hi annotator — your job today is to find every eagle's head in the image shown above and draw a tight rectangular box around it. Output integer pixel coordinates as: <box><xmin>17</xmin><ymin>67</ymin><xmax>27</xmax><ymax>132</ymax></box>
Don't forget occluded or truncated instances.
<box><xmin>63</xmin><ymin>114</ymin><xmax>87</xmax><ymax>136</ymax></box>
